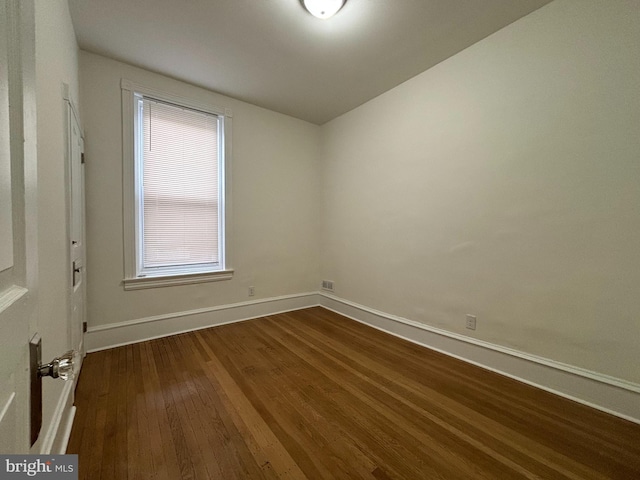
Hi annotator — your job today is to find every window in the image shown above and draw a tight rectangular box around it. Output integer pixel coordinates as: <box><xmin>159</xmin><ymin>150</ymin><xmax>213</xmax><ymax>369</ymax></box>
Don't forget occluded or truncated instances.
<box><xmin>121</xmin><ymin>80</ymin><xmax>233</xmax><ymax>289</ymax></box>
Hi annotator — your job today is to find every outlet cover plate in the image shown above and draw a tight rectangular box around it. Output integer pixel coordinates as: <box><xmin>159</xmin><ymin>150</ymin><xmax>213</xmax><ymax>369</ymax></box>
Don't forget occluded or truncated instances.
<box><xmin>466</xmin><ymin>314</ymin><xmax>477</xmax><ymax>330</ymax></box>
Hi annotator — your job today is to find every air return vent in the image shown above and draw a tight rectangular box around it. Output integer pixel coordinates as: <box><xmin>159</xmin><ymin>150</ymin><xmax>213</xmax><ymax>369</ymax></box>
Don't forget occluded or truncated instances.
<box><xmin>321</xmin><ymin>280</ymin><xmax>334</xmax><ymax>291</ymax></box>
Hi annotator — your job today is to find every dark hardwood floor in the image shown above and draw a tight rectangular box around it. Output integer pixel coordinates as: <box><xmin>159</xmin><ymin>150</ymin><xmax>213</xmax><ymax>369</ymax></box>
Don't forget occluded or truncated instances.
<box><xmin>67</xmin><ymin>307</ymin><xmax>640</xmax><ymax>479</ymax></box>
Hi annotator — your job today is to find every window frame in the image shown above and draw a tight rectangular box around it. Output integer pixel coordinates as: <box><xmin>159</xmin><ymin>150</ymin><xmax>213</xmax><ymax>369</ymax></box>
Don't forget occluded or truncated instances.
<box><xmin>121</xmin><ymin>79</ymin><xmax>233</xmax><ymax>290</ymax></box>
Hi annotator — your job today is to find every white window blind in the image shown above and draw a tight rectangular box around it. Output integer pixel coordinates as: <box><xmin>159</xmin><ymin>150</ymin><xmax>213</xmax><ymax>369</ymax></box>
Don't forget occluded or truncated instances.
<box><xmin>137</xmin><ymin>97</ymin><xmax>221</xmax><ymax>273</ymax></box>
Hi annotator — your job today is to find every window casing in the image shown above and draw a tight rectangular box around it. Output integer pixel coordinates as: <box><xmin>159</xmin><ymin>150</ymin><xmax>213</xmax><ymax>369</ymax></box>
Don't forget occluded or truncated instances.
<box><xmin>121</xmin><ymin>80</ymin><xmax>233</xmax><ymax>290</ymax></box>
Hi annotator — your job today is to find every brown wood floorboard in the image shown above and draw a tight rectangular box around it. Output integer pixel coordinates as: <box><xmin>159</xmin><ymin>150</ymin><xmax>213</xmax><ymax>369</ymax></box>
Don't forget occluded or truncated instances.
<box><xmin>67</xmin><ymin>307</ymin><xmax>640</xmax><ymax>479</ymax></box>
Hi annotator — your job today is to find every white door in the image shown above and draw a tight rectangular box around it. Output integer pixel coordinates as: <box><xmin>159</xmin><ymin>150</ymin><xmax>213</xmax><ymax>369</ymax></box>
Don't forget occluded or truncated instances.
<box><xmin>0</xmin><ymin>0</ymin><xmax>39</xmax><ymax>454</ymax></box>
<box><xmin>67</xmin><ymin>101</ymin><xmax>85</xmax><ymax>356</ymax></box>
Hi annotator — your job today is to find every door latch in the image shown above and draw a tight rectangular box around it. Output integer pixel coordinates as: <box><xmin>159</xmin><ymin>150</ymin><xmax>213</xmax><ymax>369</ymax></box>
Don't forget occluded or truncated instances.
<box><xmin>72</xmin><ymin>260</ymin><xmax>83</xmax><ymax>287</ymax></box>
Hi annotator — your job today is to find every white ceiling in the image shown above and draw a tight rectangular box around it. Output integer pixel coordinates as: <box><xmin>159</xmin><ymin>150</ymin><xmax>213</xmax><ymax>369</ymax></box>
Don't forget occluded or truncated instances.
<box><xmin>68</xmin><ymin>0</ymin><xmax>552</xmax><ymax>125</ymax></box>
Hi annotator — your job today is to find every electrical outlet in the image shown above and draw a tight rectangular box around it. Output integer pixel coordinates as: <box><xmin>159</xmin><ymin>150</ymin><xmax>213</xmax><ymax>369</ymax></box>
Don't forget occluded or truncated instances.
<box><xmin>321</xmin><ymin>280</ymin><xmax>334</xmax><ymax>291</ymax></box>
<box><xmin>248</xmin><ymin>286</ymin><xmax>255</xmax><ymax>297</ymax></box>
<box><xmin>466</xmin><ymin>314</ymin><xmax>477</xmax><ymax>330</ymax></box>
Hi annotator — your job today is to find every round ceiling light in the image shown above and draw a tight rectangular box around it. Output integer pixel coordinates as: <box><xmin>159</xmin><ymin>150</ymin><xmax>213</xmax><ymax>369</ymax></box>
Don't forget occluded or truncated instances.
<box><xmin>302</xmin><ymin>0</ymin><xmax>346</xmax><ymax>19</ymax></box>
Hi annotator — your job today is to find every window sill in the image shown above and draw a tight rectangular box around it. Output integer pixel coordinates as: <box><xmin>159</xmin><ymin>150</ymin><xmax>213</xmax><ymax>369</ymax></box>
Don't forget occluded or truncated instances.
<box><xmin>123</xmin><ymin>269</ymin><xmax>234</xmax><ymax>291</ymax></box>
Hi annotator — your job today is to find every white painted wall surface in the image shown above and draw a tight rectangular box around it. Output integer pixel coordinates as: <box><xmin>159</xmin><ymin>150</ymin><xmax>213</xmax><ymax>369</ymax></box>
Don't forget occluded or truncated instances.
<box><xmin>34</xmin><ymin>0</ymin><xmax>80</xmax><ymax>450</ymax></box>
<box><xmin>80</xmin><ymin>52</ymin><xmax>321</xmax><ymax>329</ymax></box>
<box><xmin>320</xmin><ymin>0</ymin><xmax>640</xmax><ymax>383</ymax></box>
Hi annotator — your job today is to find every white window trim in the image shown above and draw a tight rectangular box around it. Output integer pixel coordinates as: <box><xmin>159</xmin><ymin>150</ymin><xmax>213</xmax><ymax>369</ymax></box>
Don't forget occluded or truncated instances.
<box><xmin>121</xmin><ymin>79</ymin><xmax>233</xmax><ymax>290</ymax></box>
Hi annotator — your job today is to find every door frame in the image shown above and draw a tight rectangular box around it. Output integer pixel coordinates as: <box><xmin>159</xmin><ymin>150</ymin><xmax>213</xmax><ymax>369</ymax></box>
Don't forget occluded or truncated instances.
<box><xmin>35</xmin><ymin>86</ymin><xmax>87</xmax><ymax>455</ymax></box>
<box><xmin>64</xmin><ymin>83</ymin><xmax>86</xmax><ymax>358</ymax></box>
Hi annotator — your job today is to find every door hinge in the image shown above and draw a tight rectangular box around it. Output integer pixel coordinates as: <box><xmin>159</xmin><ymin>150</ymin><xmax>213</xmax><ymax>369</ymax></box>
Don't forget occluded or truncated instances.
<box><xmin>81</xmin><ymin>152</ymin><xmax>85</xmax><ymax>164</ymax></box>
<box><xmin>82</xmin><ymin>321</ymin><xmax>87</xmax><ymax>333</ymax></box>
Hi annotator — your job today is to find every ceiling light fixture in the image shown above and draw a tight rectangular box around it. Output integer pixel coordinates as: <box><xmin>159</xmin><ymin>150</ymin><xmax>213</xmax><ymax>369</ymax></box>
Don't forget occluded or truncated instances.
<box><xmin>302</xmin><ymin>0</ymin><xmax>346</xmax><ymax>20</ymax></box>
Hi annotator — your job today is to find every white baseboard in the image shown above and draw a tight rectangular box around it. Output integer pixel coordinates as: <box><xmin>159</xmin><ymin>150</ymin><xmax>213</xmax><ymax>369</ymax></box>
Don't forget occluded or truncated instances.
<box><xmin>58</xmin><ymin>406</ymin><xmax>76</xmax><ymax>454</ymax></box>
<box><xmin>82</xmin><ymin>290</ymin><xmax>640</xmax><ymax>424</ymax></box>
<box><xmin>39</xmin><ymin>380</ymin><xmax>76</xmax><ymax>454</ymax></box>
<box><xmin>85</xmin><ymin>292</ymin><xmax>320</xmax><ymax>352</ymax></box>
<box><xmin>319</xmin><ymin>293</ymin><xmax>640</xmax><ymax>424</ymax></box>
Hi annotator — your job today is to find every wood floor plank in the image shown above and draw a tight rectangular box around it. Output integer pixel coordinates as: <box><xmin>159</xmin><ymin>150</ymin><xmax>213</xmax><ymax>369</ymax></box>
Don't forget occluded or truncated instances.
<box><xmin>269</xmin><ymin>312</ymin><xmax>595</xmax><ymax>479</ymax></box>
<box><xmin>292</xmin><ymin>308</ymin><xmax>640</xmax><ymax>476</ymax></box>
<box><xmin>131</xmin><ymin>343</ymin><xmax>155</xmax><ymax>480</ymax></box>
<box><xmin>142</xmin><ymin>340</ymin><xmax>182</xmax><ymax>480</ymax></box>
<box><xmin>257</xmin><ymin>315</ymin><xmax>531</xmax><ymax>479</ymax></box>
<box><xmin>195</xmin><ymin>329</ymin><xmax>308</xmax><ymax>479</ymax></box>
<box><xmin>68</xmin><ymin>307</ymin><xmax>640</xmax><ymax>479</ymax></box>
<box><xmin>207</xmin><ymin>328</ymin><xmax>379</xmax><ymax>479</ymax></box>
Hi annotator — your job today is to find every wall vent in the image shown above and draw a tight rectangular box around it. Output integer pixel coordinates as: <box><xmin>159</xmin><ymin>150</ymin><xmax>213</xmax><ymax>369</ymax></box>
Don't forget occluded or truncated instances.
<box><xmin>321</xmin><ymin>280</ymin><xmax>334</xmax><ymax>291</ymax></box>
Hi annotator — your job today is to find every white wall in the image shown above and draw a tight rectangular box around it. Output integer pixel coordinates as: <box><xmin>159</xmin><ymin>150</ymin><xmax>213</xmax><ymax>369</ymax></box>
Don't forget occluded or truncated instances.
<box><xmin>80</xmin><ymin>52</ymin><xmax>321</xmax><ymax>329</ymax></box>
<box><xmin>320</xmin><ymin>0</ymin><xmax>640</xmax><ymax>384</ymax></box>
<box><xmin>34</xmin><ymin>0</ymin><xmax>79</xmax><ymax>450</ymax></box>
